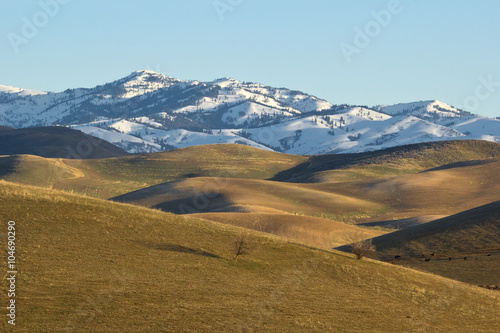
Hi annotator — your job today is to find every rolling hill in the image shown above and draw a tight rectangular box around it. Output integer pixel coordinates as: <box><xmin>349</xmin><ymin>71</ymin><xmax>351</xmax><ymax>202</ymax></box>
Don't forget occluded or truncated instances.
<box><xmin>370</xmin><ymin>201</ymin><xmax>500</xmax><ymax>255</ymax></box>
<box><xmin>104</xmin><ymin>141</ymin><xmax>500</xmax><ymax>227</ymax></box>
<box><xmin>111</xmin><ymin>177</ymin><xmax>383</xmax><ymax>217</ymax></box>
<box><xmin>0</xmin><ymin>126</ymin><xmax>128</xmax><ymax>159</ymax></box>
<box><xmin>190</xmin><ymin>213</ymin><xmax>385</xmax><ymax>248</ymax></box>
<box><xmin>0</xmin><ymin>154</ymin><xmax>84</xmax><ymax>188</ymax></box>
<box><xmin>360</xmin><ymin>201</ymin><xmax>500</xmax><ymax>286</ymax></box>
<box><xmin>272</xmin><ymin>140</ymin><xmax>500</xmax><ymax>183</ymax></box>
<box><xmin>0</xmin><ymin>144</ymin><xmax>307</xmax><ymax>199</ymax></box>
<box><xmin>1</xmin><ymin>141</ymin><xmax>499</xmax><ymax>224</ymax></box>
<box><xmin>0</xmin><ymin>180</ymin><xmax>499</xmax><ymax>332</ymax></box>
<box><xmin>314</xmin><ymin>154</ymin><xmax>500</xmax><ymax>222</ymax></box>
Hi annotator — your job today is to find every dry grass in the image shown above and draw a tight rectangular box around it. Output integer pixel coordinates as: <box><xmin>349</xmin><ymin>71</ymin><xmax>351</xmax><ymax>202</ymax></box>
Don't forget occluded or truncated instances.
<box><xmin>1</xmin><ymin>144</ymin><xmax>307</xmax><ymax>199</ymax></box>
<box><xmin>274</xmin><ymin>140</ymin><xmax>500</xmax><ymax>183</ymax></box>
<box><xmin>310</xmin><ymin>157</ymin><xmax>500</xmax><ymax>222</ymax></box>
<box><xmin>365</xmin><ymin>201</ymin><xmax>500</xmax><ymax>286</ymax></box>
<box><xmin>0</xmin><ymin>155</ymin><xmax>83</xmax><ymax>187</ymax></box>
<box><xmin>2</xmin><ymin>141</ymin><xmax>500</xmax><ymax>300</ymax></box>
<box><xmin>191</xmin><ymin>213</ymin><xmax>385</xmax><ymax>248</ymax></box>
<box><xmin>110</xmin><ymin>156</ymin><xmax>500</xmax><ymax>228</ymax></box>
<box><xmin>111</xmin><ymin>177</ymin><xmax>384</xmax><ymax>217</ymax></box>
<box><xmin>0</xmin><ymin>181</ymin><xmax>499</xmax><ymax>332</ymax></box>
<box><xmin>2</xmin><ymin>142</ymin><xmax>499</xmax><ymax>224</ymax></box>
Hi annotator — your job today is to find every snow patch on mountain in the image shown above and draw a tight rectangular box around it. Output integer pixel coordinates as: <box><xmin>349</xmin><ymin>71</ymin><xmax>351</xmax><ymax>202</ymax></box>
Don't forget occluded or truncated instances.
<box><xmin>375</xmin><ymin>100</ymin><xmax>466</xmax><ymax>120</ymax></box>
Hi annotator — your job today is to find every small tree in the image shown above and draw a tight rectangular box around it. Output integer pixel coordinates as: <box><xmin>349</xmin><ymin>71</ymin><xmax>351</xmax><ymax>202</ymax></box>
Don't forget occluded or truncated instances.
<box><xmin>351</xmin><ymin>239</ymin><xmax>375</xmax><ymax>260</ymax></box>
<box><xmin>233</xmin><ymin>233</ymin><xmax>251</xmax><ymax>261</ymax></box>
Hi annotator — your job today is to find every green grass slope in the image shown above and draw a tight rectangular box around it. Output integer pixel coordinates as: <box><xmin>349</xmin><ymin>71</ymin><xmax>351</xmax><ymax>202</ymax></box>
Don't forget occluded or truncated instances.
<box><xmin>0</xmin><ymin>181</ymin><xmax>499</xmax><ymax>332</ymax></box>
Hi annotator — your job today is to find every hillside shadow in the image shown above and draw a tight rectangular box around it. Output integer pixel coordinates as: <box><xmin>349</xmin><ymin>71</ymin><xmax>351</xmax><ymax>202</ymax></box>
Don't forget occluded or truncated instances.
<box><xmin>111</xmin><ymin>180</ymin><xmax>235</xmax><ymax>214</ymax></box>
<box><xmin>358</xmin><ymin>216</ymin><xmax>436</xmax><ymax>230</ymax></box>
<box><xmin>269</xmin><ymin>160</ymin><xmax>312</xmax><ymax>182</ymax></box>
<box><xmin>269</xmin><ymin>149</ymin><xmax>397</xmax><ymax>182</ymax></box>
<box><xmin>271</xmin><ymin>141</ymin><xmax>500</xmax><ymax>182</ymax></box>
<box><xmin>141</xmin><ymin>242</ymin><xmax>222</xmax><ymax>259</ymax></box>
<box><xmin>0</xmin><ymin>156</ymin><xmax>19</xmax><ymax>179</ymax></box>
<box><xmin>152</xmin><ymin>193</ymin><xmax>233</xmax><ymax>214</ymax></box>
<box><xmin>423</xmin><ymin>158</ymin><xmax>498</xmax><ymax>172</ymax></box>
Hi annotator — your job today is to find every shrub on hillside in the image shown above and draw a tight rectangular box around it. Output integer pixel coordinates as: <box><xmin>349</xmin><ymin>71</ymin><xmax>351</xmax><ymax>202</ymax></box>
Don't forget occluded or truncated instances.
<box><xmin>351</xmin><ymin>239</ymin><xmax>375</xmax><ymax>260</ymax></box>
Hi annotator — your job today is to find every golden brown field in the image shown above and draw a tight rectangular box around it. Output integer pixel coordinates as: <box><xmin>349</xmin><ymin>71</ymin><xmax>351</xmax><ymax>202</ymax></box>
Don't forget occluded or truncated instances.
<box><xmin>0</xmin><ymin>181</ymin><xmax>499</xmax><ymax>332</ymax></box>
<box><xmin>1</xmin><ymin>140</ymin><xmax>500</xmax><ymax>331</ymax></box>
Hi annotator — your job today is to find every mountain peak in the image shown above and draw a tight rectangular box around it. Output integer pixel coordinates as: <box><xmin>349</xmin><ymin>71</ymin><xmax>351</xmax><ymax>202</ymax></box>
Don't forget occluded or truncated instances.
<box><xmin>0</xmin><ymin>84</ymin><xmax>46</xmax><ymax>96</ymax></box>
<box><xmin>1</xmin><ymin>72</ymin><xmax>497</xmax><ymax>156</ymax></box>
<box><xmin>211</xmin><ymin>77</ymin><xmax>241</xmax><ymax>87</ymax></box>
<box><xmin>375</xmin><ymin>100</ymin><xmax>467</xmax><ymax>119</ymax></box>
<box><xmin>134</xmin><ymin>69</ymin><xmax>160</xmax><ymax>75</ymax></box>
<box><xmin>127</xmin><ymin>69</ymin><xmax>179</xmax><ymax>81</ymax></box>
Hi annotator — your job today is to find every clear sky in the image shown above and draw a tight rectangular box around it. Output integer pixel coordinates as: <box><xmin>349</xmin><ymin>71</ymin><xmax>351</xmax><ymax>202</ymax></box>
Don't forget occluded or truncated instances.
<box><xmin>1</xmin><ymin>0</ymin><xmax>499</xmax><ymax>118</ymax></box>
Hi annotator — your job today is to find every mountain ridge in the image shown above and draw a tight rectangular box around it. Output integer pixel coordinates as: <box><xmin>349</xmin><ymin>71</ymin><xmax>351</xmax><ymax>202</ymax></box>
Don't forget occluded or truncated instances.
<box><xmin>1</xmin><ymin>70</ymin><xmax>498</xmax><ymax>154</ymax></box>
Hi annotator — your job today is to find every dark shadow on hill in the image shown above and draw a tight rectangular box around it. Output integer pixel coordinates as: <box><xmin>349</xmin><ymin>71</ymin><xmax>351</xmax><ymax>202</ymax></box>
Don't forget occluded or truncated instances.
<box><xmin>267</xmin><ymin>160</ymin><xmax>312</xmax><ymax>182</ymax></box>
<box><xmin>0</xmin><ymin>126</ymin><xmax>129</xmax><ymax>159</ymax></box>
<box><xmin>152</xmin><ymin>193</ymin><xmax>233</xmax><ymax>214</ymax></box>
<box><xmin>0</xmin><ymin>125</ymin><xmax>14</xmax><ymax>131</ymax></box>
<box><xmin>140</xmin><ymin>242</ymin><xmax>222</xmax><ymax>259</ymax></box>
<box><xmin>423</xmin><ymin>158</ymin><xmax>499</xmax><ymax>172</ymax></box>
<box><xmin>111</xmin><ymin>180</ymin><xmax>235</xmax><ymax>214</ymax></box>
<box><xmin>358</xmin><ymin>216</ymin><xmax>441</xmax><ymax>230</ymax></box>
<box><xmin>0</xmin><ymin>156</ymin><xmax>19</xmax><ymax>179</ymax></box>
<box><xmin>336</xmin><ymin>200</ymin><xmax>500</xmax><ymax>257</ymax></box>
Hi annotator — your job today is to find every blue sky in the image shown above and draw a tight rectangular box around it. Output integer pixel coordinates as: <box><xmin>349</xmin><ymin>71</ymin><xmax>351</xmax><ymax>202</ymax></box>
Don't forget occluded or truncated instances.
<box><xmin>1</xmin><ymin>0</ymin><xmax>499</xmax><ymax>117</ymax></box>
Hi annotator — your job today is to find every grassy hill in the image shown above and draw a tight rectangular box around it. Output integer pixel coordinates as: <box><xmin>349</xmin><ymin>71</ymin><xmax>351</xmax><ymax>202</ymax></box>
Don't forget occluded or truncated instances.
<box><xmin>310</xmin><ymin>156</ymin><xmax>500</xmax><ymax>222</ymax></box>
<box><xmin>0</xmin><ymin>155</ymin><xmax>84</xmax><ymax>188</ymax></box>
<box><xmin>360</xmin><ymin>201</ymin><xmax>500</xmax><ymax>286</ymax></box>
<box><xmin>0</xmin><ymin>144</ymin><xmax>307</xmax><ymax>198</ymax></box>
<box><xmin>191</xmin><ymin>213</ymin><xmax>386</xmax><ymax>248</ymax></box>
<box><xmin>272</xmin><ymin>140</ymin><xmax>500</xmax><ymax>183</ymax></box>
<box><xmin>0</xmin><ymin>126</ymin><xmax>128</xmax><ymax>159</ymax></box>
<box><xmin>111</xmin><ymin>177</ymin><xmax>383</xmax><ymax>217</ymax></box>
<box><xmin>0</xmin><ymin>180</ymin><xmax>499</xmax><ymax>332</ymax></box>
<box><xmin>111</xmin><ymin>155</ymin><xmax>500</xmax><ymax>226</ymax></box>
<box><xmin>1</xmin><ymin>140</ymin><xmax>499</xmax><ymax>204</ymax></box>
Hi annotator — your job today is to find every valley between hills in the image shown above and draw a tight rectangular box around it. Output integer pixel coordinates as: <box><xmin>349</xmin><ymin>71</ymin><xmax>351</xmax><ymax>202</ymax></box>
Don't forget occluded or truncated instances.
<box><xmin>0</xmin><ymin>139</ymin><xmax>499</xmax><ymax>332</ymax></box>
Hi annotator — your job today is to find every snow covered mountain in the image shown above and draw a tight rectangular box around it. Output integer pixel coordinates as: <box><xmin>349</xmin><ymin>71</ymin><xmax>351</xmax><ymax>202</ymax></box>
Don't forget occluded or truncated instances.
<box><xmin>374</xmin><ymin>100</ymin><xmax>469</xmax><ymax>120</ymax></box>
<box><xmin>1</xmin><ymin>70</ymin><xmax>499</xmax><ymax>154</ymax></box>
